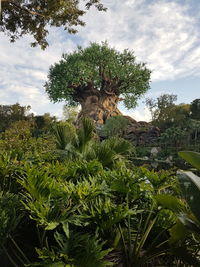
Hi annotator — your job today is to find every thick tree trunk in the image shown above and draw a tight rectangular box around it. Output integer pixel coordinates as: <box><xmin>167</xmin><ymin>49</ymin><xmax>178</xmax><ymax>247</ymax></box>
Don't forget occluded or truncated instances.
<box><xmin>77</xmin><ymin>92</ymin><xmax>122</xmax><ymax>125</ymax></box>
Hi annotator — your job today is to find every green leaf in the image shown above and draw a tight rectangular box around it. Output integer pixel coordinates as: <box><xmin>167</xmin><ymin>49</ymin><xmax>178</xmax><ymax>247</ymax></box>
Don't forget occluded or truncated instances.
<box><xmin>178</xmin><ymin>171</ymin><xmax>200</xmax><ymax>222</ymax></box>
<box><xmin>178</xmin><ymin>170</ymin><xmax>200</xmax><ymax>191</ymax></box>
<box><xmin>179</xmin><ymin>151</ymin><xmax>200</xmax><ymax>170</ymax></box>
<box><xmin>178</xmin><ymin>213</ymin><xmax>200</xmax><ymax>235</ymax></box>
<box><xmin>154</xmin><ymin>194</ymin><xmax>186</xmax><ymax>213</ymax></box>
<box><xmin>45</xmin><ymin>222</ymin><xmax>59</xmax><ymax>230</ymax></box>
<box><xmin>169</xmin><ymin>220</ymin><xmax>187</xmax><ymax>244</ymax></box>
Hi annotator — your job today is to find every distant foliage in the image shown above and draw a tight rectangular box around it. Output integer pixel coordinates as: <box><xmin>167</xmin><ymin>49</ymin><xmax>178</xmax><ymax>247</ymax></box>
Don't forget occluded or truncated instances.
<box><xmin>0</xmin><ymin>103</ymin><xmax>33</xmax><ymax>132</ymax></box>
<box><xmin>146</xmin><ymin>94</ymin><xmax>178</xmax><ymax>129</ymax></box>
<box><xmin>190</xmin><ymin>98</ymin><xmax>200</xmax><ymax>120</ymax></box>
<box><xmin>100</xmin><ymin>116</ymin><xmax>129</xmax><ymax>138</ymax></box>
<box><xmin>0</xmin><ymin>120</ymin><xmax>55</xmax><ymax>160</ymax></box>
<box><xmin>63</xmin><ymin>105</ymin><xmax>79</xmax><ymax>123</ymax></box>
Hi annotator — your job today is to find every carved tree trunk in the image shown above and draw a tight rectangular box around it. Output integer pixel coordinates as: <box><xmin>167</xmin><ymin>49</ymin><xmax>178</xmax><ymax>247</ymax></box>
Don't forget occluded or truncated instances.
<box><xmin>75</xmin><ymin>87</ymin><xmax>122</xmax><ymax>125</ymax></box>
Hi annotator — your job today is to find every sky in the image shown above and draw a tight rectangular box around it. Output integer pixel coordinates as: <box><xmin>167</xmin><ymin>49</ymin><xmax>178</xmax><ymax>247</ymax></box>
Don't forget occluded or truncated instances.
<box><xmin>0</xmin><ymin>0</ymin><xmax>200</xmax><ymax>121</ymax></box>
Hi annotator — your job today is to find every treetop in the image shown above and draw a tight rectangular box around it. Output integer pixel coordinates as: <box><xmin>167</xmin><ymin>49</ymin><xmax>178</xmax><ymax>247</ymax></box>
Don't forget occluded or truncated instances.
<box><xmin>45</xmin><ymin>42</ymin><xmax>151</xmax><ymax>109</ymax></box>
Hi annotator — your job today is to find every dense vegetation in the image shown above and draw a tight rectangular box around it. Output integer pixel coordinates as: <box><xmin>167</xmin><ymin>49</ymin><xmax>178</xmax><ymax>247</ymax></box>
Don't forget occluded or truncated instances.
<box><xmin>134</xmin><ymin>95</ymin><xmax>200</xmax><ymax>169</ymax></box>
<box><xmin>1</xmin><ymin>0</ymin><xmax>199</xmax><ymax>264</ymax></box>
<box><xmin>1</xmin><ymin>102</ymin><xmax>200</xmax><ymax>266</ymax></box>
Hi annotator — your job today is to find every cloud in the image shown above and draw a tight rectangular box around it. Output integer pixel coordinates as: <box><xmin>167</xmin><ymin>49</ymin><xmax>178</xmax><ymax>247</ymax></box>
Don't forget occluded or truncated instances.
<box><xmin>0</xmin><ymin>31</ymin><xmax>76</xmax><ymax>116</ymax></box>
<box><xmin>122</xmin><ymin>106</ymin><xmax>152</xmax><ymax>122</ymax></box>
<box><xmin>79</xmin><ymin>0</ymin><xmax>200</xmax><ymax>81</ymax></box>
<box><xmin>0</xmin><ymin>0</ymin><xmax>200</xmax><ymax>118</ymax></box>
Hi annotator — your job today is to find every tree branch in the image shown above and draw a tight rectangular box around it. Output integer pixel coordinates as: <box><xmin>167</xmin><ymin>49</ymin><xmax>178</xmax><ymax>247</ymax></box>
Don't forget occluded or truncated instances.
<box><xmin>10</xmin><ymin>2</ymin><xmax>49</xmax><ymax>19</ymax></box>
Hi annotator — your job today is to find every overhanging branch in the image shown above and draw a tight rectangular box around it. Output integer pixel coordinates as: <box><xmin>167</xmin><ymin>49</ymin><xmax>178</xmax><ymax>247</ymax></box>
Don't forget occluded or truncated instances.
<box><xmin>10</xmin><ymin>2</ymin><xmax>49</xmax><ymax>19</ymax></box>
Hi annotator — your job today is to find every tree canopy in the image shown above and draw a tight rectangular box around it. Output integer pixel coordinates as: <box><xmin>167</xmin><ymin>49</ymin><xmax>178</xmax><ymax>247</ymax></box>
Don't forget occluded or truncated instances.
<box><xmin>45</xmin><ymin>42</ymin><xmax>151</xmax><ymax>111</ymax></box>
<box><xmin>190</xmin><ymin>99</ymin><xmax>200</xmax><ymax>120</ymax></box>
<box><xmin>0</xmin><ymin>103</ymin><xmax>32</xmax><ymax>132</ymax></box>
<box><xmin>146</xmin><ymin>94</ymin><xmax>178</xmax><ymax>129</ymax></box>
<box><xmin>0</xmin><ymin>0</ymin><xmax>105</xmax><ymax>49</ymax></box>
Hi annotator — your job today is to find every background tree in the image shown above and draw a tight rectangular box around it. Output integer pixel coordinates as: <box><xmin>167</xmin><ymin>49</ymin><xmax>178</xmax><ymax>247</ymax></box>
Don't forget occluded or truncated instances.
<box><xmin>146</xmin><ymin>94</ymin><xmax>177</xmax><ymax>129</ymax></box>
<box><xmin>45</xmin><ymin>42</ymin><xmax>151</xmax><ymax>124</ymax></box>
<box><xmin>0</xmin><ymin>103</ymin><xmax>33</xmax><ymax>132</ymax></box>
<box><xmin>145</xmin><ymin>94</ymin><xmax>190</xmax><ymax>131</ymax></box>
<box><xmin>190</xmin><ymin>98</ymin><xmax>200</xmax><ymax>120</ymax></box>
<box><xmin>0</xmin><ymin>0</ymin><xmax>105</xmax><ymax>49</ymax></box>
<box><xmin>63</xmin><ymin>105</ymin><xmax>79</xmax><ymax>123</ymax></box>
<box><xmin>33</xmin><ymin>112</ymin><xmax>57</xmax><ymax>137</ymax></box>
<box><xmin>99</xmin><ymin>115</ymin><xmax>129</xmax><ymax>138</ymax></box>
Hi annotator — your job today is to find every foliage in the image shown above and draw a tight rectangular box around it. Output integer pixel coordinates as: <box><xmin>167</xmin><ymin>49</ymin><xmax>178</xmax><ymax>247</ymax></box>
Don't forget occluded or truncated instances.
<box><xmin>146</xmin><ymin>94</ymin><xmax>177</xmax><ymax>126</ymax></box>
<box><xmin>0</xmin><ymin>120</ymin><xmax>55</xmax><ymax>160</ymax></box>
<box><xmin>0</xmin><ymin>152</ymin><xmax>23</xmax><ymax>193</ymax></box>
<box><xmin>1</xmin><ymin>0</ymin><xmax>106</xmax><ymax>49</ymax></box>
<box><xmin>33</xmin><ymin>113</ymin><xmax>57</xmax><ymax>137</ymax></box>
<box><xmin>160</xmin><ymin>126</ymin><xmax>188</xmax><ymax>148</ymax></box>
<box><xmin>52</xmin><ymin>117</ymin><xmax>96</xmax><ymax>160</ymax></box>
<box><xmin>45</xmin><ymin>42</ymin><xmax>151</xmax><ymax>109</ymax></box>
<box><xmin>190</xmin><ymin>98</ymin><xmax>200</xmax><ymax>120</ymax></box>
<box><xmin>0</xmin><ymin>103</ymin><xmax>33</xmax><ymax>132</ymax></box>
<box><xmin>1</xmin><ymin>104</ymin><xmax>200</xmax><ymax>265</ymax></box>
<box><xmin>35</xmin><ymin>230</ymin><xmax>113</xmax><ymax>267</ymax></box>
<box><xmin>93</xmin><ymin>137</ymin><xmax>134</xmax><ymax>168</ymax></box>
<box><xmin>178</xmin><ymin>151</ymin><xmax>200</xmax><ymax>222</ymax></box>
<box><xmin>150</xmin><ymin>151</ymin><xmax>200</xmax><ymax>266</ymax></box>
<box><xmin>0</xmin><ymin>192</ymin><xmax>23</xmax><ymax>247</ymax></box>
<box><xmin>99</xmin><ymin>116</ymin><xmax>129</xmax><ymax>138</ymax></box>
<box><xmin>146</xmin><ymin>94</ymin><xmax>191</xmax><ymax>132</ymax></box>
<box><xmin>16</xmin><ymin>159</ymin><xmax>181</xmax><ymax>266</ymax></box>
<box><xmin>63</xmin><ymin>105</ymin><xmax>79</xmax><ymax>123</ymax></box>
<box><xmin>0</xmin><ymin>191</ymin><xmax>28</xmax><ymax>266</ymax></box>
<box><xmin>52</xmin><ymin>117</ymin><xmax>134</xmax><ymax>168</ymax></box>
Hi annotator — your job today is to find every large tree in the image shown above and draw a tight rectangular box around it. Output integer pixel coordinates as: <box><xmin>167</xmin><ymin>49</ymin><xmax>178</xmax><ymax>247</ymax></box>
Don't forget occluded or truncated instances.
<box><xmin>45</xmin><ymin>42</ymin><xmax>151</xmax><ymax>124</ymax></box>
<box><xmin>0</xmin><ymin>0</ymin><xmax>105</xmax><ymax>49</ymax></box>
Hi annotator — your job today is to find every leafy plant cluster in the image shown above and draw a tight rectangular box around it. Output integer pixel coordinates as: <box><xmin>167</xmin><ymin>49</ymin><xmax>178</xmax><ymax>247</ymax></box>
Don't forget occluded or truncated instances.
<box><xmin>0</xmin><ymin>115</ymin><xmax>200</xmax><ymax>266</ymax></box>
<box><xmin>134</xmin><ymin>96</ymin><xmax>200</xmax><ymax>170</ymax></box>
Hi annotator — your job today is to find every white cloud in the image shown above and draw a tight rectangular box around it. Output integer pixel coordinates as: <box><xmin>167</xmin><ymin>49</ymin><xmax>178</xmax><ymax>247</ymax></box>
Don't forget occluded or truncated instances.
<box><xmin>0</xmin><ymin>0</ymin><xmax>200</xmax><ymax>119</ymax></box>
<box><xmin>122</xmin><ymin>106</ymin><xmax>152</xmax><ymax>122</ymax></box>
<box><xmin>79</xmin><ymin>0</ymin><xmax>200</xmax><ymax>81</ymax></box>
<box><xmin>0</xmin><ymin>31</ymin><xmax>76</xmax><ymax>116</ymax></box>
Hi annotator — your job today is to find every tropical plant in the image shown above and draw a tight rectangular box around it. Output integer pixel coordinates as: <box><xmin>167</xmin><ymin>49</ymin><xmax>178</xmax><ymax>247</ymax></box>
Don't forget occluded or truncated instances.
<box><xmin>34</xmin><ymin>227</ymin><xmax>113</xmax><ymax>266</ymax></box>
<box><xmin>52</xmin><ymin>117</ymin><xmax>134</xmax><ymax>168</ymax></box>
<box><xmin>0</xmin><ymin>152</ymin><xmax>23</xmax><ymax>193</ymax></box>
<box><xmin>0</xmin><ymin>120</ymin><xmax>56</xmax><ymax>161</ymax></box>
<box><xmin>0</xmin><ymin>191</ymin><xmax>29</xmax><ymax>266</ymax></box>
<box><xmin>178</xmin><ymin>151</ymin><xmax>200</xmax><ymax>223</ymax></box>
<box><xmin>52</xmin><ymin>117</ymin><xmax>95</xmax><ymax>160</ymax></box>
<box><xmin>152</xmin><ymin>151</ymin><xmax>200</xmax><ymax>266</ymax></box>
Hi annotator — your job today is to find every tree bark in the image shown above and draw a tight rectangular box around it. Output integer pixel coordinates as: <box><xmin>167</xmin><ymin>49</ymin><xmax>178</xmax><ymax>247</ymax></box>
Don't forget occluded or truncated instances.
<box><xmin>75</xmin><ymin>88</ymin><xmax>122</xmax><ymax>125</ymax></box>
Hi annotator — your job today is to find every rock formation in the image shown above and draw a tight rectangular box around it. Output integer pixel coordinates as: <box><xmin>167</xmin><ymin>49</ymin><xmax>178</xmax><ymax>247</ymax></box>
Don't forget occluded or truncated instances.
<box><xmin>123</xmin><ymin>116</ymin><xmax>160</xmax><ymax>145</ymax></box>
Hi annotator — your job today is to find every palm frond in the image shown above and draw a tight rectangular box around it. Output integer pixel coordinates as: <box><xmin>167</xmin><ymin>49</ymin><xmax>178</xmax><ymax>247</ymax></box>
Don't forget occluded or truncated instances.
<box><xmin>51</xmin><ymin>122</ymin><xmax>76</xmax><ymax>150</ymax></box>
<box><xmin>104</xmin><ymin>137</ymin><xmax>134</xmax><ymax>157</ymax></box>
<box><xmin>77</xmin><ymin>117</ymin><xmax>96</xmax><ymax>153</ymax></box>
